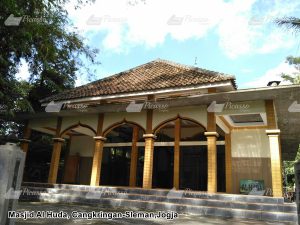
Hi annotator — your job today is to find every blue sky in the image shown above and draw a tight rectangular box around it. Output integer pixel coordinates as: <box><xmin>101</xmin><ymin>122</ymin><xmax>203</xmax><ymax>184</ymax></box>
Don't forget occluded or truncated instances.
<box><xmin>18</xmin><ymin>0</ymin><xmax>300</xmax><ymax>88</ymax></box>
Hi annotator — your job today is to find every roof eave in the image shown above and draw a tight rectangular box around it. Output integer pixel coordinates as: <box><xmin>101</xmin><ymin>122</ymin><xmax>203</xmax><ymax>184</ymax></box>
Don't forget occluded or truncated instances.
<box><xmin>41</xmin><ymin>80</ymin><xmax>235</xmax><ymax>106</ymax></box>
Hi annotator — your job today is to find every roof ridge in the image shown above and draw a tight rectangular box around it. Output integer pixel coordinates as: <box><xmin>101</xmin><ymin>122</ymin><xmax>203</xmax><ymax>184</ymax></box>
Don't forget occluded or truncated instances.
<box><xmin>74</xmin><ymin>59</ymin><xmax>159</xmax><ymax>90</ymax></box>
<box><xmin>154</xmin><ymin>58</ymin><xmax>236</xmax><ymax>79</ymax></box>
<box><xmin>40</xmin><ymin>59</ymin><xmax>237</xmax><ymax>103</ymax></box>
<box><xmin>76</xmin><ymin>59</ymin><xmax>235</xmax><ymax>90</ymax></box>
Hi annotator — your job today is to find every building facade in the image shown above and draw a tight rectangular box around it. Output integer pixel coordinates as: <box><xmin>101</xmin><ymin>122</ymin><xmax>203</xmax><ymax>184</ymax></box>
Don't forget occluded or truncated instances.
<box><xmin>18</xmin><ymin>59</ymin><xmax>300</xmax><ymax>197</ymax></box>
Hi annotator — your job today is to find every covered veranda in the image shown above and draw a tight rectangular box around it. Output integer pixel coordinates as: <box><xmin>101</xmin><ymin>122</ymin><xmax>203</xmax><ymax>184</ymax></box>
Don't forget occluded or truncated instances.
<box><xmin>15</xmin><ymin>84</ymin><xmax>300</xmax><ymax>197</ymax></box>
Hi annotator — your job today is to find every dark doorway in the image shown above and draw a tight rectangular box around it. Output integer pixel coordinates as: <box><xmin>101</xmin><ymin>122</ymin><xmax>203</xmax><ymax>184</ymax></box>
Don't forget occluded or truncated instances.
<box><xmin>217</xmin><ymin>145</ymin><xmax>226</xmax><ymax>192</ymax></box>
<box><xmin>180</xmin><ymin>146</ymin><xmax>208</xmax><ymax>191</ymax></box>
<box><xmin>152</xmin><ymin>147</ymin><xmax>174</xmax><ymax>189</ymax></box>
<box><xmin>23</xmin><ymin>130</ymin><xmax>67</xmax><ymax>184</ymax></box>
<box><xmin>100</xmin><ymin>147</ymin><xmax>131</xmax><ymax>186</ymax></box>
<box><xmin>136</xmin><ymin>147</ymin><xmax>144</xmax><ymax>187</ymax></box>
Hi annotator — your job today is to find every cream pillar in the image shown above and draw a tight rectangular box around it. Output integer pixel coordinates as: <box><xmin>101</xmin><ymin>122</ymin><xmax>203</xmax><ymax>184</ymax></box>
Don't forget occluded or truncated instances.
<box><xmin>48</xmin><ymin>117</ymin><xmax>63</xmax><ymax>184</ymax></box>
<box><xmin>206</xmin><ymin>100</ymin><xmax>218</xmax><ymax>193</ymax></box>
<box><xmin>48</xmin><ymin>137</ymin><xmax>65</xmax><ymax>183</ymax></box>
<box><xmin>266</xmin><ymin>129</ymin><xmax>283</xmax><ymax>197</ymax></box>
<box><xmin>173</xmin><ymin>118</ymin><xmax>180</xmax><ymax>189</ymax></box>
<box><xmin>225</xmin><ymin>133</ymin><xmax>232</xmax><ymax>193</ymax></box>
<box><xmin>90</xmin><ymin>113</ymin><xmax>105</xmax><ymax>186</ymax></box>
<box><xmin>205</xmin><ymin>131</ymin><xmax>219</xmax><ymax>193</ymax></box>
<box><xmin>129</xmin><ymin>126</ymin><xmax>139</xmax><ymax>187</ymax></box>
<box><xmin>265</xmin><ymin>100</ymin><xmax>283</xmax><ymax>197</ymax></box>
<box><xmin>142</xmin><ymin>134</ymin><xmax>156</xmax><ymax>189</ymax></box>
<box><xmin>90</xmin><ymin>136</ymin><xmax>106</xmax><ymax>186</ymax></box>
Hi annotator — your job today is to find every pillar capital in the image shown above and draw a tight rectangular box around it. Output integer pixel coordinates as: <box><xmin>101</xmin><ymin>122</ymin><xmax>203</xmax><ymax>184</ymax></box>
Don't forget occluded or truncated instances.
<box><xmin>52</xmin><ymin>137</ymin><xmax>65</xmax><ymax>142</ymax></box>
<box><xmin>204</xmin><ymin>131</ymin><xmax>219</xmax><ymax>137</ymax></box>
<box><xmin>143</xmin><ymin>134</ymin><xmax>157</xmax><ymax>139</ymax></box>
<box><xmin>266</xmin><ymin>129</ymin><xmax>280</xmax><ymax>136</ymax></box>
<box><xmin>93</xmin><ymin>136</ymin><xmax>107</xmax><ymax>141</ymax></box>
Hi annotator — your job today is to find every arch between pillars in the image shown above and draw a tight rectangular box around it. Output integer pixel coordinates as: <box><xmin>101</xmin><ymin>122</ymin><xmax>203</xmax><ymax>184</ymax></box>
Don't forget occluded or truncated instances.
<box><xmin>102</xmin><ymin>118</ymin><xmax>146</xmax><ymax>137</ymax></box>
<box><xmin>59</xmin><ymin>122</ymin><xmax>97</xmax><ymax>138</ymax></box>
<box><xmin>153</xmin><ymin>115</ymin><xmax>207</xmax><ymax>134</ymax></box>
<box><xmin>99</xmin><ymin>118</ymin><xmax>146</xmax><ymax>187</ymax></box>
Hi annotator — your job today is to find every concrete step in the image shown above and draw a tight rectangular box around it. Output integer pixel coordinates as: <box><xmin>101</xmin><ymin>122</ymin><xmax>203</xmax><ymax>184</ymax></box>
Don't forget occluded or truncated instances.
<box><xmin>20</xmin><ymin>184</ymin><xmax>298</xmax><ymax>223</ymax></box>
<box><xmin>21</xmin><ymin>182</ymin><xmax>285</xmax><ymax>204</ymax></box>
<box><xmin>20</xmin><ymin>191</ymin><xmax>298</xmax><ymax>223</ymax></box>
<box><xmin>20</xmin><ymin>186</ymin><xmax>296</xmax><ymax>213</ymax></box>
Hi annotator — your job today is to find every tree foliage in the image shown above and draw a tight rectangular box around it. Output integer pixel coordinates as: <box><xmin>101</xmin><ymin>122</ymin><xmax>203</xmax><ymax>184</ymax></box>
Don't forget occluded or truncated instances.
<box><xmin>280</xmin><ymin>56</ymin><xmax>300</xmax><ymax>84</ymax></box>
<box><xmin>276</xmin><ymin>17</ymin><xmax>300</xmax><ymax>32</ymax></box>
<box><xmin>0</xmin><ymin>0</ymin><xmax>99</xmax><ymax>116</ymax></box>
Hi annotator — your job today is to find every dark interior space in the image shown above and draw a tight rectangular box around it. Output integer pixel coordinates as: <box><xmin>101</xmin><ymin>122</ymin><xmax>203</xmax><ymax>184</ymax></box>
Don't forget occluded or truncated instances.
<box><xmin>136</xmin><ymin>147</ymin><xmax>144</xmax><ymax>187</ymax></box>
<box><xmin>23</xmin><ymin>130</ymin><xmax>68</xmax><ymax>184</ymax></box>
<box><xmin>152</xmin><ymin>146</ymin><xmax>174</xmax><ymax>189</ymax></box>
<box><xmin>100</xmin><ymin>147</ymin><xmax>131</xmax><ymax>186</ymax></box>
<box><xmin>217</xmin><ymin>145</ymin><xmax>226</xmax><ymax>192</ymax></box>
<box><xmin>180</xmin><ymin>146</ymin><xmax>208</xmax><ymax>191</ymax></box>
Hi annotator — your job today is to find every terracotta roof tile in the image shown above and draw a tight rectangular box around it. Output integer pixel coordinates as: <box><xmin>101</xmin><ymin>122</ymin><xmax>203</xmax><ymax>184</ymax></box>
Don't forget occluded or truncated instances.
<box><xmin>41</xmin><ymin>59</ymin><xmax>236</xmax><ymax>103</ymax></box>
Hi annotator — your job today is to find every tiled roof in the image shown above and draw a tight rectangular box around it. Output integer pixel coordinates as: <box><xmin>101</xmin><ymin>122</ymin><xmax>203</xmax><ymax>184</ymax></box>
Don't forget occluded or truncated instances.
<box><xmin>41</xmin><ymin>59</ymin><xmax>236</xmax><ymax>103</ymax></box>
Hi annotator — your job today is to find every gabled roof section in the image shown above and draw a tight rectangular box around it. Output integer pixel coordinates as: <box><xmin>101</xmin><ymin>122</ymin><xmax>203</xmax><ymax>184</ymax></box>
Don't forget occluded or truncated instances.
<box><xmin>41</xmin><ymin>59</ymin><xmax>237</xmax><ymax>103</ymax></box>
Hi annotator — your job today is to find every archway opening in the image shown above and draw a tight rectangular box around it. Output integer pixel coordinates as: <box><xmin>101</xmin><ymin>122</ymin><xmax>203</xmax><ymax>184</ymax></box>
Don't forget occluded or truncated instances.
<box><xmin>179</xmin><ymin>119</ymin><xmax>207</xmax><ymax>191</ymax></box>
<box><xmin>216</xmin><ymin>126</ymin><xmax>226</xmax><ymax>192</ymax></box>
<box><xmin>153</xmin><ymin>121</ymin><xmax>175</xmax><ymax>189</ymax></box>
<box><xmin>101</xmin><ymin>123</ymin><xmax>145</xmax><ymax>187</ymax></box>
<box><xmin>61</xmin><ymin>125</ymin><xmax>96</xmax><ymax>185</ymax></box>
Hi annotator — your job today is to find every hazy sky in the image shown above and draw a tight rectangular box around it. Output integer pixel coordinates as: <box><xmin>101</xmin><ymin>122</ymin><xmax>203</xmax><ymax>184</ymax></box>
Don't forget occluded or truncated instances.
<box><xmin>17</xmin><ymin>0</ymin><xmax>300</xmax><ymax>89</ymax></box>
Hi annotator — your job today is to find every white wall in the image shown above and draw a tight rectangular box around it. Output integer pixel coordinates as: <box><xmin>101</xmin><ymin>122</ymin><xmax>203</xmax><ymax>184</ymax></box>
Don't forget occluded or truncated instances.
<box><xmin>69</xmin><ymin>135</ymin><xmax>94</xmax><ymax>157</ymax></box>
<box><xmin>61</xmin><ymin>114</ymin><xmax>98</xmax><ymax>133</ymax></box>
<box><xmin>231</xmin><ymin>129</ymin><xmax>270</xmax><ymax>158</ymax></box>
<box><xmin>103</xmin><ymin>111</ymin><xmax>147</xmax><ymax>133</ymax></box>
<box><xmin>153</xmin><ymin>106</ymin><xmax>207</xmax><ymax>130</ymax></box>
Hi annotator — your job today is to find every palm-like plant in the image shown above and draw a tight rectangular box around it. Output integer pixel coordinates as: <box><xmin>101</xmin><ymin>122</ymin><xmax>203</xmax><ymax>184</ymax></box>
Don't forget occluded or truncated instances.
<box><xmin>276</xmin><ymin>17</ymin><xmax>300</xmax><ymax>84</ymax></box>
<box><xmin>276</xmin><ymin>17</ymin><xmax>300</xmax><ymax>32</ymax></box>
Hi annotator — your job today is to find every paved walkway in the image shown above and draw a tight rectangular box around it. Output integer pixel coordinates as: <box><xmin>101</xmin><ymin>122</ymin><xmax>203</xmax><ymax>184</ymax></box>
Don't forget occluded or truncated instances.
<box><xmin>14</xmin><ymin>202</ymin><xmax>296</xmax><ymax>225</ymax></box>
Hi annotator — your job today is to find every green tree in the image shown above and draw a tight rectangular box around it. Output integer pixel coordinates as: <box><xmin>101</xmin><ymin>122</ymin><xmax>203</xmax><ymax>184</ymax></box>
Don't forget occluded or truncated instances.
<box><xmin>283</xmin><ymin>150</ymin><xmax>300</xmax><ymax>189</ymax></box>
<box><xmin>276</xmin><ymin>17</ymin><xmax>300</xmax><ymax>84</ymax></box>
<box><xmin>0</xmin><ymin>0</ymin><xmax>99</xmax><ymax>143</ymax></box>
<box><xmin>280</xmin><ymin>56</ymin><xmax>300</xmax><ymax>84</ymax></box>
<box><xmin>0</xmin><ymin>0</ymin><xmax>99</xmax><ymax>116</ymax></box>
<box><xmin>276</xmin><ymin>17</ymin><xmax>300</xmax><ymax>32</ymax></box>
